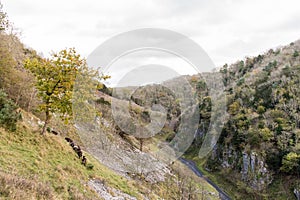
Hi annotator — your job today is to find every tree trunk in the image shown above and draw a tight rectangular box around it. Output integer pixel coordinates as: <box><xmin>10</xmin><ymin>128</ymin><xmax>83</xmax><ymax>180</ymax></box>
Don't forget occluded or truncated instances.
<box><xmin>139</xmin><ymin>138</ymin><xmax>144</xmax><ymax>152</ymax></box>
<box><xmin>41</xmin><ymin>108</ymin><xmax>50</xmax><ymax>135</ymax></box>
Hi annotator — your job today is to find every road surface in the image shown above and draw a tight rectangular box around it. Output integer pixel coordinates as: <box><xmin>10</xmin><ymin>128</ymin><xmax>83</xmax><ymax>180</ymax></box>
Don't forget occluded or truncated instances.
<box><xmin>179</xmin><ymin>158</ymin><xmax>231</xmax><ymax>200</ymax></box>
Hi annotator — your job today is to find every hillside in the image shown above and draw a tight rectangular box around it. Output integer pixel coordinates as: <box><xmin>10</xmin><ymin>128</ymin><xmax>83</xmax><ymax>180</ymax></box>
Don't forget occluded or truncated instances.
<box><xmin>0</xmin><ymin>109</ymin><xmax>141</xmax><ymax>199</ymax></box>
<box><xmin>1</xmin><ymin>31</ymin><xmax>299</xmax><ymax>200</ymax></box>
<box><xmin>196</xmin><ymin>40</ymin><xmax>300</xmax><ymax>199</ymax></box>
<box><xmin>75</xmin><ymin>39</ymin><xmax>300</xmax><ymax>199</ymax></box>
<box><xmin>0</xmin><ymin>4</ymin><xmax>220</xmax><ymax>199</ymax></box>
<box><xmin>122</xmin><ymin>40</ymin><xmax>300</xmax><ymax>199</ymax></box>
<box><xmin>1</xmin><ymin>2</ymin><xmax>300</xmax><ymax>199</ymax></box>
<box><xmin>0</xmin><ymin>108</ymin><xmax>219</xmax><ymax>199</ymax></box>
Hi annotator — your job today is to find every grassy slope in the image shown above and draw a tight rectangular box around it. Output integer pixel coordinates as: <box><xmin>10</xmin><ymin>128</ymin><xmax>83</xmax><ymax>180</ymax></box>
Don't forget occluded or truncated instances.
<box><xmin>0</xmin><ymin>112</ymin><xmax>142</xmax><ymax>199</ymax></box>
<box><xmin>0</xmin><ymin>109</ymin><xmax>219</xmax><ymax>200</ymax></box>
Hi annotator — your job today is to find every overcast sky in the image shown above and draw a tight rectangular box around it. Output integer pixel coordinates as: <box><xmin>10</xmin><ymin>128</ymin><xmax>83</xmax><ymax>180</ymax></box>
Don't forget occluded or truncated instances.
<box><xmin>3</xmin><ymin>0</ymin><xmax>300</xmax><ymax>85</ymax></box>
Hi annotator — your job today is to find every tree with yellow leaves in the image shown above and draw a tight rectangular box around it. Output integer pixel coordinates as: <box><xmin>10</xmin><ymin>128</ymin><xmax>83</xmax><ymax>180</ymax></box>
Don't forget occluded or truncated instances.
<box><xmin>25</xmin><ymin>48</ymin><xmax>109</xmax><ymax>134</ymax></box>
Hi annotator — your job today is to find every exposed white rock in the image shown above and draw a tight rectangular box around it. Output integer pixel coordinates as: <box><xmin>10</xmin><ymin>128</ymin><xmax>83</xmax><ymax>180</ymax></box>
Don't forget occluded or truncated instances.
<box><xmin>294</xmin><ymin>188</ymin><xmax>300</xmax><ymax>200</ymax></box>
<box><xmin>88</xmin><ymin>179</ymin><xmax>137</xmax><ymax>200</ymax></box>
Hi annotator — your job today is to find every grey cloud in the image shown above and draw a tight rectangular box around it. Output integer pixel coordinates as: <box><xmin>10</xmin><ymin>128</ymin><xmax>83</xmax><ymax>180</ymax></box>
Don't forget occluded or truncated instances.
<box><xmin>3</xmin><ymin>0</ymin><xmax>300</xmax><ymax>76</ymax></box>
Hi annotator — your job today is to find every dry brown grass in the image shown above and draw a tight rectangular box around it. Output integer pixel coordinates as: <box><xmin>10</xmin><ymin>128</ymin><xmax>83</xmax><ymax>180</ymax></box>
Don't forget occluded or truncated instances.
<box><xmin>0</xmin><ymin>170</ymin><xmax>55</xmax><ymax>200</ymax></box>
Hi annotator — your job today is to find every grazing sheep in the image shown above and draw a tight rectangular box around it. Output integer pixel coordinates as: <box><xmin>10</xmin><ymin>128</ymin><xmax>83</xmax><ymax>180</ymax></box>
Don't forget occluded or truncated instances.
<box><xmin>73</xmin><ymin>145</ymin><xmax>80</xmax><ymax>151</ymax></box>
<box><xmin>65</xmin><ymin>137</ymin><xmax>73</xmax><ymax>143</ymax></box>
<box><xmin>65</xmin><ymin>137</ymin><xmax>86</xmax><ymax>164</ymax></box>
<box><xmin>81</xmin><ymin>156</ymin><xmax>87</xmax><ymax>166</ymax></box>
<box><xmin>77</xmin><ymin>150</ymin><xmax>83</xmax><ymax>159</ymax></box>
<box><xmin>73</xmin><ymin>145</ymin><xmax>82</xmax><ymax>158</ymax></box>
<box><xmin>51</xmin><ymin>130</ymin><xmax>59</xmax><ymax>135</ymax></box>
<box><xmin>70</xmin><ymin>142</ymin><xmax>75</xmax><ymax>148</ymax></box>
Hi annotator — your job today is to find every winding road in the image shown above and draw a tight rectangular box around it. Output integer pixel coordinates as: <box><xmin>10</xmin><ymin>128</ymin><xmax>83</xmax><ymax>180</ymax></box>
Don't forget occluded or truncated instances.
<box><xmin>179</xmin><ymin>158</ymin><xmax>231</xmax><ymax>200</ymax></box>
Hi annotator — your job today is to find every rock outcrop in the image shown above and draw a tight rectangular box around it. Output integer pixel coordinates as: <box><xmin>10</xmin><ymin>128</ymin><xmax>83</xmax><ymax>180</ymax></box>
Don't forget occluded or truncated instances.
<box><xmin>240</xmin><ymin>151</ymin><xmax>272</xmax><ymax>191</ymax></box>
<box><xmin>88</xmin><ymin>179</ymin><xmax>138</xmax><ymax>200</ymax></box>
<box><xmin>211</xmin><ymin>145</ymin><xmax>273</xmax><ymax>191</ymax></box>
<box><xmin>295</xmin><ymin>188</ymin><xmax>300</xmax><ymax>200</ymax></box>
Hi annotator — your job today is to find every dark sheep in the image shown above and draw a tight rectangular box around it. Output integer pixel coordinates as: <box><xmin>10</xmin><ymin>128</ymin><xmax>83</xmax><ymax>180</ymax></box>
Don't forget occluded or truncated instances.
<box><xmin>51</xmin><ymin>130</ymin><xmax>59</xmax><ymax>135</ymax></box>
<box><xmin>65</xmin><ymin>137</ymin><xmax>85</xmax><ymax>161</ymax></box>
<box><xmin>77</xmin><ymin>150</ymin><xmax>83</xmax><ymax>159</ymax></box>
<box><xmin>70</xmin><ymin>142</ymin><xmax>75</xmax><ymax>148</ymax></box>
<box><xmin>81</xmin><ymin>156</ymin><xmax>87</xmax><ymax>166</ymax></box>
<box><xmin>73</xmin><ymin>145</ymin><xmax>82</xmax><ymax>158</ymax></box>
<box><xmin>65</xmin><ymin>137</ymin><xmax>73</xmax><ymax>143</ymax></box>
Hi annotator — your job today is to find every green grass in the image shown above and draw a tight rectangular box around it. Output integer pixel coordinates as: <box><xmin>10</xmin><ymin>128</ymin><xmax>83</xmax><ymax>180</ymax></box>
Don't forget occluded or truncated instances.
<box><xmin>267</xmin><ymin>175</ymin><xmax>299</xmax><ymax>200</ymax></box>
<box><xmin>0</xmin><ymin>122</ymin><xmax>141</xmax><ymax>199</ymax></box>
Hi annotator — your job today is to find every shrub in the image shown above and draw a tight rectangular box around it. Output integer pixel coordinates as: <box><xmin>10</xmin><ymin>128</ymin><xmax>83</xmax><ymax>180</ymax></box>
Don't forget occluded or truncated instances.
<box><xmin>257</xmin><ymin>105</ymin><xmax>265</xmax><ymax>115</ymax></box>
<box><xmin>86</xmin><ymin>163</ymin><xmax>94</xmax><ymax>170</ymax></box>
<box><xmin>0</xmin><ymin>90</ymin><xmax>21</xmax><ymax>131</ymax></box>
<box><xmin>237</xmin><ymin>77</ymin><xmax>245</xmax><ymax>86</ymax></box>
<box><xmin>280</xmin><ymin>152</ymin><xmax>300</xmax><ymax>174</ymax></box>
<box><xmin>260</xmin><ymin>127</ymin><xmax>273</xmax><ymax>141</ymax></box>
<box><xmin>263</xmin><ymin>61</ymin><xmax>277</xmax><ymax>74</ymax></box>
<box><xmin>293</xmin><ymin>50</ymin><xmax>299</xmax><ymax>58</ymax></box>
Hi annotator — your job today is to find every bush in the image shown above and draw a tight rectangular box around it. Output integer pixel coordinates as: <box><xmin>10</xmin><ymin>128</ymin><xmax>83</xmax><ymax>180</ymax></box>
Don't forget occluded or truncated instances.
<box><xmin>237</xmin><ymin>77</ymin><xmax>245</xmax><ymax>86</ymax></box>
<box><xmin>260</xmin><ymin>127</ymin><xmax>273</xmax><ymax>141</ymax></box>
<box><xmin>293</xmin><ymin>50</ymin><xmax>299</xmax><ymax>58</ymax></box>
<box><xmin>263</xmin><ymin>61</ymin><xmax>277</xmax><ymax>74</ymax></box>
<box><xmin>86</xmin><ymin>163</ymin><xmax>94</xmax><ymax>170</ymax></box>
<box><xmin>257</xmin><ymin>105</ymin><xmax>265</xmax><ymax>115</ymax></box>
<box><xmin>280</xmin><ymin>152</ymin><xmax>300</xmax><ymax>174</ymax></box>
<box><xmin>0</xmin><ymin>90</ymin><xmax>21</xmax><ymax>131</ymax></box>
